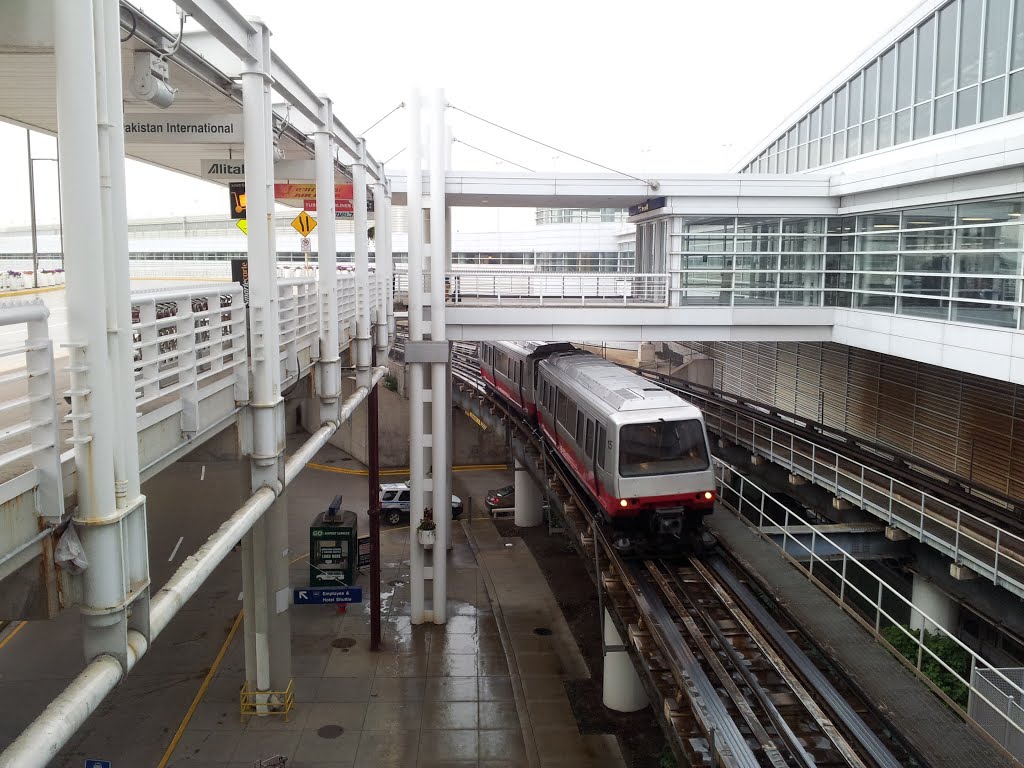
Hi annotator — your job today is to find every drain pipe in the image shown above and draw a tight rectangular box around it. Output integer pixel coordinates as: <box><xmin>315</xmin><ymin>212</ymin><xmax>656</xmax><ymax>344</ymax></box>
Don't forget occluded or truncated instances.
<box><xmin>0</xmin><ymin>369</ymin><xmax>386</xmax><ymax>768</ymax></box>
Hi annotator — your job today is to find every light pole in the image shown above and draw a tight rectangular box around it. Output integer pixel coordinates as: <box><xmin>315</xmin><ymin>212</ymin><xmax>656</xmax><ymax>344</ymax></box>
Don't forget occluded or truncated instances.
<box><xmin>26</xmin><ymin>129</ymin><xmax>63</xmax><ymax>288</ymax></box>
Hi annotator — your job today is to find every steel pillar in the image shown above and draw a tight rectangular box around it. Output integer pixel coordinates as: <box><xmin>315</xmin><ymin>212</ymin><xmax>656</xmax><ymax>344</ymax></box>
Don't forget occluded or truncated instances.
<box><xmin>240</xmin><ymin>19</ymin><xmax>290</xmax><ymax>707</ymax></box>
<box><xmin>514</xmin><ymin>458</ymin><xmax>543</xmax><ymax>527</ymax></box>
<box><xmin>602</xmin><ymin>610</ymin><xmax>648</xmax><ymax>712</ymax></box>
<box><xmin>315</xmin><ymin>96</ymin><xmax>340</xmax><ymax>425</ymax></box>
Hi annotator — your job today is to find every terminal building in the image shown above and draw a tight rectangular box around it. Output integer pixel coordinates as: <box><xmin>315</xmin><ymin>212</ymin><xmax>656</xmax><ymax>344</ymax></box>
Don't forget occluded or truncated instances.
<box><xmin>0</xmin><ymin>0</ymin><xmax>1023</xmax><ymax>766</ymax></box>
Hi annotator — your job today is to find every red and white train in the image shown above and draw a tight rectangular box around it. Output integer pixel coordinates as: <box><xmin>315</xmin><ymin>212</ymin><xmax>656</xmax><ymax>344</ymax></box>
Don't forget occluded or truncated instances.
<box><xmin>479</xmin><ymin>341</ymin><xmax>716</xmax><ymax>551</ymax></box>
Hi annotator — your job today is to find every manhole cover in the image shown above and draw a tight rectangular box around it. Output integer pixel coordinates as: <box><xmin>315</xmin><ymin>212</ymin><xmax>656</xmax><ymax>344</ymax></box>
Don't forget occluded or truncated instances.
<box><xmin>317</xmin><ymin>724</ymin><xmax>344</xmax><ymax>739</ymax></box>
<box><xmin>388</xmin><ymin>579</ymin><xmax>406</xmax><ymax>587</ymax></box>
<box><xmin>533</xmin><ymin>627</ymin><xmax>553</xmax><ymax>636</ymax></box>
<box><xmin>331</xmin><ymin>637</ymin><xmax>357</xmax><ymax>651</ymax></box>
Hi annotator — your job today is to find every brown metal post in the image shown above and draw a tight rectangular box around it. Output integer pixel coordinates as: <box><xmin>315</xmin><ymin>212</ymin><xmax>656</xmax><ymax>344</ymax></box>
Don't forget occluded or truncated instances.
<box><xmin>368</xmin><ymin>346</ymin><xmax>382</xmax><ymax>651</ymax></box>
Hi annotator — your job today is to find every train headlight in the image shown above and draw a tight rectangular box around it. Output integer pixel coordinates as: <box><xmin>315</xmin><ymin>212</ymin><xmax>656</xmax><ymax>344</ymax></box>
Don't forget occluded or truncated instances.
<box><xmin>619</xmin><ymin>499</ymin><xmax>628</xmax><ymax>508</ymax></box>
<box><xmin>703</xmin><ymin>491</ymin><xmax>715</xmax><ymax>501</ymax></box>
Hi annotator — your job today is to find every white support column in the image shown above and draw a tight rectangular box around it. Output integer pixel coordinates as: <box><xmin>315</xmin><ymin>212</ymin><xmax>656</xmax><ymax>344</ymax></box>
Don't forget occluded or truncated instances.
<box><xmin>407</xmin><ymin>89</ymin><xmax>426</xmax><ymax>624</ymax></box>
<box><xmin>55</xmin><ymin>0</ymin><xmax>137</xmax><ymax>671</ymax></box>
<box><xmin>382</xmin><ymin>185</ymin><xmax>395</xmax><ymax>342</ymax></box>
<box><xmin>241</xmin><ymin>19</ymin><xmax>290</xmax><ymax>706</ymax></box>
<box><xmin>514</xmin><ymin>459</ymin><xmax>543</xmax><ymax>528</ymax></box>
<box><xmin>372</xmin><ymin>177</ymin><xmax>389</xmax><ymax>353</ymax></box>
<box><xmin>315</xmin><ymin>96</ymin><xmax>340</xmax><ymax>425</ymax></box>
<box><xmin>353</xmin><ymin>139</ymin><xmax>371</xmax><ymax>390</ymax></box>
<box><xmin>602</xmin><ymin>610</ymin><xmax>648</xmax><ymax>712</ymax></box>
<box><xmin>910</xmin><ymin>573</ymin><xmax>958</xmax><ymax>634</ymax></box>
<box><xmin>429</xmin><ymin>88</ymin><xmax>449</xmax><ymax>623</ymax></box>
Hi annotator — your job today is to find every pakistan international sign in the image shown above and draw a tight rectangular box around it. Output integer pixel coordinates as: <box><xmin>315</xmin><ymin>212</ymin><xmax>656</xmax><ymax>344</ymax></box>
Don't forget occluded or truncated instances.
<box><xmin>124</xmin><ymin>114</ymin><xmax>242</xmax><ymax>143</ymax></box>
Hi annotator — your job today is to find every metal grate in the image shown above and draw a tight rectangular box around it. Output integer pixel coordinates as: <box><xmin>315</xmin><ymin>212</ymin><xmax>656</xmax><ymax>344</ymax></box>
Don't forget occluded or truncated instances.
<box><xmin>970</xmin><ymin>667</ymin><xmax>1024</xmax><ymax>760</ymax></box>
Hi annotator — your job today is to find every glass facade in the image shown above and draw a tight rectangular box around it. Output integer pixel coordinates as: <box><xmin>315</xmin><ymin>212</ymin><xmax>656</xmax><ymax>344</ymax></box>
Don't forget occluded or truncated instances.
<box><xmin>666</xmin><ymin>196</ymin><xmax>1024</xmax><ymax>330</ymax></box>
<box><xmin>535</xmin><ymin>208</ymin><xmax>629</xmax><ymax>224</ymax></box>
<box><xmin>742</xmin><ymin>0</ymin><xmax>1024</xmax><ymax>173</ymax></box>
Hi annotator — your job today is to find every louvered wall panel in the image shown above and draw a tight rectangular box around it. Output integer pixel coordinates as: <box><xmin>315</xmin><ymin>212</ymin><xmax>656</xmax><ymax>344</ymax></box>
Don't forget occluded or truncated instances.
<box><xmin>682</xmin><ymin>341</ymin><xmax>1024</xmax><ymax>506</ymax></box>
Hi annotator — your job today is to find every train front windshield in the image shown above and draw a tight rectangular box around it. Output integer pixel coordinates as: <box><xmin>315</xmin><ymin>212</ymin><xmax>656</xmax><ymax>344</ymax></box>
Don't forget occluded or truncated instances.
<box><xmin>618</xmin><ymin>420</ymin><xmax>709</xmax><ymax>477</ymax></box>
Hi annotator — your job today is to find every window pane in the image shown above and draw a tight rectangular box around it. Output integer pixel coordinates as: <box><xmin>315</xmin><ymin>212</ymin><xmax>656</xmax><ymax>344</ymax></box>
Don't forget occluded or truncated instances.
<box><xmin>808</xmin><ymin>139</ymin><xmax>820</xmax><ymax>167</ymax></box>
<box><xmin>960</xmin><ymin>0</ymin><xmax>983</xmax><ymax>86</ymax></box>
<box><xmin>956</xmin><ymin>251</ymin><xmax>1021</xmax><ymax>273</ymax></box>
<box><xmin>822</xmin><ymin>96</ymin><xmax>834</xmax><ymax>134</ymax></box>
<box><xmin>1014</xmin><ymin>0</ymin><xmax>1024</xmax><ymax>69</ymax></box>
<box><xmin>864</xmin><ymin>61</ymin><xmax>879</xmax><ymax>120</ymax></box>
<box><xmin>863</xmin><ymin>120</ymin><xmax>877</xmax><ymax>152</ymax></box>
<box><xmin>858</xmin><ymin>234</ymin><xmax>900</xmax><ymax>253</ymax></box>
<box><xmin>957</xmin><ymin>85</ymin><xmax>979</xmax><ymax>126</ymax></box>
<box><xmin>957</xmin><ymin>224</ymin><xmax>1023</xmax><ymax>249</ymax></box>
<box><xmin>833</xmin><ymin>131</ymin><xmax>846</xmax><ymax>160</ymax></box>
<box><xmin>618</xmin><ymin>421</ymin><xmax>709</xmax><ymax>477</ymax></box>
<box><xmin>878</xmin><ymin>114</ymin><xmax>894</xmax><ymax>148</ymax></box>
<box><xmin>854</xmin><ymin>292</ymin><xmax>896</xmax><ymax>311</ymax></box>
<box><xmin>917</xmin><ymin>17</ymin><xmax>936</xmax><ymax>101</ymax></box>
<box><xmin>835</xmin><ymin>85</ymin><xmax>848</xmax><ymax>128</ymax></box>
<box><xmin>903</xmin><ymin>252</ymin><xmax>952</xmax><ymax>271</ymax></box>
<box><xmin>896</xmin><ymin>108</ymin><xmax>913</xmax><ymax>142</ymax></box>
<box><xmin>901</xmin><ymin>274</ymin><xmax>951</xmax><ymax>298</ymax></box>
<box><xmin>914</xmin><ymin>103</ymin><xmax>933</xmax><ymax>138</ymax></box>
<box><xmin>798</xmin><ymin>116</ymin><xmax>809</xmax><ymax>144</ymax></box>
<box><xmin>880</xmin><ymin>49</ymin><xmax>896</xmax><ymax>115</ymax></box>
<box><xmin>937</xmin><ymin>2</ymin><xmax>958</xmax><ymax>94</ymax></box>
<box><xmin>904</xmin><ymin>205</ymin><xmax>956</xmax><ymax>227</ymax></box>
<box><xmin>810</xmin><ymin>107</ymin><xmax>821</xmax><ymax>140</ymax></box>
<box><xmin>849</xmin><ymin>73</ymin><xmax>863</xmax><ymax>124</ymax></box>
<box><xmin>905</xmin><ymin>229</ymin><xmax>954</xmax><ymax>249</ymax></box>
<box><xmin>847</xmin><ymin>125</ymin><xmax>861</xmax><ymax>155</ymax></box>
<box><xmin>935</xmin><ymin>93</ymin><xmax>955</xmax><ymax>131</ymax></box>
<box><xmin>1011</xmin><ymin>71</ymin><xmax>1024</xmax><ymax>114</ymax></box>
<box><xmin>958</xmin><ymin>198</ymin><xmax>1023</xmax><ymax>223</ymax></box>
<box><xmin>984</xmin><ymin>0</ymin><xmax>1012</xmax><ymax>79</ymax></box>
<box><xmin>897</xmin><ymin>34</ymin><xmax>915</xmax><ymax>109</ymax></box>
<box><xmin>859</xmin><ymin>213</ymin><xmax>901</xmax><ymax>230</ymax></box>
<box><xmin>981</xmin><ymin>76</ymin><xmax>1006</xmax><ymax>120</ymax></box>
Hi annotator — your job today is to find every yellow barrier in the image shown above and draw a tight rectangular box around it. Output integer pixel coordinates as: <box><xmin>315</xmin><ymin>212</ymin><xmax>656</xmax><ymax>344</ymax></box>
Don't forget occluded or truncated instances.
<box><xmin>240</xmin><ymin>679</ymin><xmax>295</xmax><ymax>722</ymax></box>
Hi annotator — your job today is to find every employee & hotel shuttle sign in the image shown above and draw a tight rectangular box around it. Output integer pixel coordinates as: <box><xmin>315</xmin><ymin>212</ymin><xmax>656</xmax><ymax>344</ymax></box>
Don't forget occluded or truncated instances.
<box><xmin>123</xmin><ymin>114</ymin><xmax>242</xmax><ymax>143</ymax></box>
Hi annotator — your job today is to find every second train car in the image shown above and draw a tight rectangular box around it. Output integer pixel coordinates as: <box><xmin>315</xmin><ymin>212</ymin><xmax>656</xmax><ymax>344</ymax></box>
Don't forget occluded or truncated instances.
<box><xmin>479</xmin><ymin>341</ymin><xmax>716</xmax><ymax>551</ymax></box>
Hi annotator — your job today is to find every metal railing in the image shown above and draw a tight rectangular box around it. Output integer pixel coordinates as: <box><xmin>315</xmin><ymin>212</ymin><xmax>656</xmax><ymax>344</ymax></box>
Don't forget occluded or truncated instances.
<box><xmin>701</xmin><ymin>401</ymin><xmax>1024</xmax><ymax>598</ymax></box>
<box><xmin>278</xmin><ymin>278</ymin><xmax>319</xmax><ymax>385</ymax></box>
<box><xmin>0</xmin><ymin>303</ymin><xmax>62</xmax><ymax>519</ymax></box>
<box><xmin>442</xmin><ymin>271</ymin><xmax>669</xmax><ymax>306</ymax></box>
<box><xmin>131</xmin><ymin>285</ymin><xmax>248</xmax><ymax>410</ymax></box>
<box><xmin>714</xmin><ymin>458</ymin><xmax>1024</xmax><ymax>749</ymax></box>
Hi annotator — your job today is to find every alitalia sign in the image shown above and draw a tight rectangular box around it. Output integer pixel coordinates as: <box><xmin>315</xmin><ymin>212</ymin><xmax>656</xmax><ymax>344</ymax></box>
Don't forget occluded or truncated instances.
<box><xmin>202</xmin><ymin>160</ymin><xmax>246</xmax><ymax>180</ymax></box>
<box><xmin>201</xmin><ymin>158</ymin><xmax>317</xmax><ymax>181</ymax></box>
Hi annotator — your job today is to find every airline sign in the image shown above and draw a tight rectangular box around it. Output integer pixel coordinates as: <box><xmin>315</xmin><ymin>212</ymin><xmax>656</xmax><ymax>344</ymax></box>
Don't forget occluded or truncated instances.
<box><xmin>275</xmin><ymin>183</ymin><xmax>353</xmax><ymax>200</ymax></box>
<box><xmin>124</xmin><ymin>114</ymin><xmax>242</xmax><ymax>143</ymax></box>
<box><xmin>201</xmin><ymin>159</ymin><xmax>317</xmax><ymax>181</ymax></box>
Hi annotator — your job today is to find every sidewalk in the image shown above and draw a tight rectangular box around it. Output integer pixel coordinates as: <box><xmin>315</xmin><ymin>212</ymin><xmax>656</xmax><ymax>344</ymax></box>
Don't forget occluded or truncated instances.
<box><xmin>171</xmin><ymin>517</ymin><xmax>625</xmax><ymax>767</ymax></box>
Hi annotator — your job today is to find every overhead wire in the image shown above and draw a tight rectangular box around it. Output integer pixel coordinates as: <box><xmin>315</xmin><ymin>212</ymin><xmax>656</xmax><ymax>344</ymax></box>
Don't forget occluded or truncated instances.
<box><xmin>385</xmin><ymin>146</ymin><xmax>407</xmax><ymax>165</ymax></box>
<box><xmin>452</xmin><ymin>138</ymin><xmax>535</xmax><ymax>172</ymax></box>
<box><xmin>448</xmin><ymin>103</ymin><xmax>657</xmax><ymax>188</ymax></box>
<box><xmin>361</xmin><ymin>103</ymin><xmax>405</xmax><ymax>136</ymax></box>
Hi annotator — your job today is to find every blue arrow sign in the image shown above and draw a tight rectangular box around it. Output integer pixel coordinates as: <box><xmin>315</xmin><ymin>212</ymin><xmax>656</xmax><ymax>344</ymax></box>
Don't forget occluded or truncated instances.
<box><xmin>84</xmin><ymin>761</ymin><xmax>111</xmax><ymax>768</ymax></box>
<box><xmin>293</xmin><ymin>587</ymin><xmax>363</xmax><ymax>605</ymax></box>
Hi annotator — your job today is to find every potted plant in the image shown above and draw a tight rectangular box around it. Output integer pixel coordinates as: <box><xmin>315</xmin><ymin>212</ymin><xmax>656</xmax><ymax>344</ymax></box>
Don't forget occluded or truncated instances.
<box><xmin>417</xmin><ymin>511</ymin><xmax>436</xmax><ymax>548</ymax></box>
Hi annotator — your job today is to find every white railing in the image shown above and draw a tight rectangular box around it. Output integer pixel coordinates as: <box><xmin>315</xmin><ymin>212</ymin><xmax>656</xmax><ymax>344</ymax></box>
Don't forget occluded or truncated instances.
<box><xmin>0</xmin><ymin>302</ymin><xmax>62</xmax><ymax>519</ymax></box>
<box><xmin>278</xmin><ymin>278</ymin><xmax>319</xmax><ymax>385</ymax></box>
<box><xmin>443</xmin><ymin>271</ymin><xmax>669</xmax><ymax>306</ymax></box>
<box><xmin>702</xmin><ymin>402</ymin><xmax>1024</xmax><ymax>597</ymax></box>
<box><xmin>132</xmin><ymin>285</ymin><xmax>248</xmax><ymax>410</ymax></box>
<box><xmin>714</xmin><ymin>459</ymin><xmax>1024</xmax><ymax>750</ymax></box>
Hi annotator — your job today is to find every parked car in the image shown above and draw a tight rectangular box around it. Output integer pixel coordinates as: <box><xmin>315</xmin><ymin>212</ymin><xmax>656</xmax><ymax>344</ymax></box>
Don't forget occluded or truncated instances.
<box><xmin>379</xmin><ymin>482</ymin><xmax>463</xmax><ymax>526</ymax></box>
<box><xmin>485</xmin><ymin>485</ymin><xmax>515</xmax><ymax>511</ymax></box>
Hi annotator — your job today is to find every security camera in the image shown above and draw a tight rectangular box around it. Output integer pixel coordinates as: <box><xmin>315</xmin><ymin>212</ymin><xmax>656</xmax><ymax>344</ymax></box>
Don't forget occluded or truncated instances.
<box><xmin>131</xmin><ymin>51</ymin><xmax>177</xmax><ymax>109</ymax></box>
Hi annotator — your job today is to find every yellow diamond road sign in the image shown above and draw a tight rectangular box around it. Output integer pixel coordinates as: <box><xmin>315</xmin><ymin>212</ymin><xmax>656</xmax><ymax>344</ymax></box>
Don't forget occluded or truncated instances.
<box><xmin>291</xmin><ymin>211</ymin><xmax>317</xmax><ymax>237</ymax></box>
<box><xmin>236</xmin><ymin>219</ymin><xmax>248</xmax><ymax>235</ymax></box>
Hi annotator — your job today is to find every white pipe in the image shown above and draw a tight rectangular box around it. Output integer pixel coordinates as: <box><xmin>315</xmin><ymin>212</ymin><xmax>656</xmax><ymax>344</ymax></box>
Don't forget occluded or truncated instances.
<box><xmin>382</xmin><ymin>188</ymin><xmax>395</xmax><ymax>344</ymax></box>
<box><xmin>1</xmin><ymin>370</ymin><xmax>389</xmax><ymax>766</ymax></box>
<box><xmin>315</xmin><ymin>96</ymin><xmax>340</xmax><ymax>421</ymax></box>
<box><xmin>407</xmin><ymin>89</ymin><xmax>425</xmax><ymax>623</ymax></box>
<box><xmin>429</xmin><ymin>88</ymin><xmax>447</xmax><ymax>622</ymax></box>
<box><xmin>0</xmin><ymin>302</ymin><xmax>49</xmax><ymax>325</ymax></box>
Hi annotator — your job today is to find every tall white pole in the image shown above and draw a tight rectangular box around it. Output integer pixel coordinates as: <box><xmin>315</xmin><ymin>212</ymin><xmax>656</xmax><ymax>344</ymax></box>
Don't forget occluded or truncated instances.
<box><xmin>353</xmin><ymin>139</ymin><xmax>371</xmax><ymax>389</ymax></box>
<box><xmin>315</xmin><ymin>97</ymin><xmax>340</xmax><ymax>425</ymax></box>
<box><xmin>407</xmin><ymin>89</ymin><xmax>425</xmax><ymax>624</ymax></box>
<box><xmin>382</xmin><ymin>184</ymin><xmax>395</xmax><ymax>342</ymax></box>
<box><xmin>429</xmin><ymin>88</ymin><xmax>448</xmax><ymax>623</ymax></box>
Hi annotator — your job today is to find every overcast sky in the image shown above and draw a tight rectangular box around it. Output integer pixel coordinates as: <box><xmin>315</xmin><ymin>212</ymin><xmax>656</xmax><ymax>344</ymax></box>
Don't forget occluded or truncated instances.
<box><xmin>1</xmin><ymin>0</ymin><xmax>925</xmax><ymax>230</ymax></box>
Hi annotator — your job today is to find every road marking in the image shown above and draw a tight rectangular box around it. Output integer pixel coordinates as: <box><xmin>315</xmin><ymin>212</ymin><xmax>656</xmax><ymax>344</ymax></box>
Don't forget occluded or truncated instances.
<box><xmin>168</xmin><ymin>536</ymin><xmax>184</xmax><ymax>562</ymax></box>
<box><xmin>200</xmin><ymin>465</ymin><xmax>206</xmax><ymax>481</ymax></box>
<box><xmin>0</xmin><ymin>621</ymin><xmax>27</xmax><ymax>651</ymax></box>
<box><xmin>157</xmin><ymin>610</ymin><xmax>243</xmax><ymax>768</ymax></box>
<box><xmin>306</xmin><ymin>461</ymin><xmax>509</xmax><ymax>476</ymax></box>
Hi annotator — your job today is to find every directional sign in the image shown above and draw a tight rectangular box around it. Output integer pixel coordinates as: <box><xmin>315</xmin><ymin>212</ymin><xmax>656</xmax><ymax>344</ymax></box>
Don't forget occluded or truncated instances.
<box><xmin>236</xmin><ymin>219</ymin><xmax>248</xmax><ymax>235</ymax></box>
<box><xmin>291</xmin><ymin>211</ymin><xmax>317</xmax><ymax>237</ymax></box>
<box><xmin>293</xmin><ymin>587</ymin><xmax>363</xmax><ymax>605</ymax></box>
<box><xmin>84</xmin><ymin>760</ymin><xmax>112</xmax><ymax>768</ymax></box>
<box><xmin>229</xmin><ymin>182</ymin><xmax>246</xmax><ymax>220</ymax></box>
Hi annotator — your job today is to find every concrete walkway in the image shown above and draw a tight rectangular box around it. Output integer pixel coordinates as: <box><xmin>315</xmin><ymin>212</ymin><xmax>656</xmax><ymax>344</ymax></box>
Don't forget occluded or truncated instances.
<box><xmin>173</xmin><ymin>517</ymin><xmax>625</xmax><ymax>767</ymax></box>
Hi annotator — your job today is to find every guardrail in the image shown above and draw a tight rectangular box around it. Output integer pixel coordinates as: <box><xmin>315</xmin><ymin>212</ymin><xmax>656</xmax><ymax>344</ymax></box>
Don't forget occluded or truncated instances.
<box><xmin>278</xmin><ymin>278</ymin><xmax>319</xmax><ymax>386</ymax></box>
<box><xmin>713</xmin><ymin>459</ymin><xmax>1024</xmax><ymax>753</ymax></box>
<box><xmin>441</xmin><ymin>271</ymin><xmax>669</xmax><ymax>306</ymax></box>
<box><xmin>701</xmin><ymin>401</ymin><xmax>1024</xmax><ymax>598</ymax></box>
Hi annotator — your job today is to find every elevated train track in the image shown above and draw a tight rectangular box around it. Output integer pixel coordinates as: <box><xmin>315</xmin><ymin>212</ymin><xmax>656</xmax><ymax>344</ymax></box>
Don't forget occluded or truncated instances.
<box><xmin>446</xmin><ymin>340</ymin><xmax>911</xmax><ymax>767</ymax></box>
